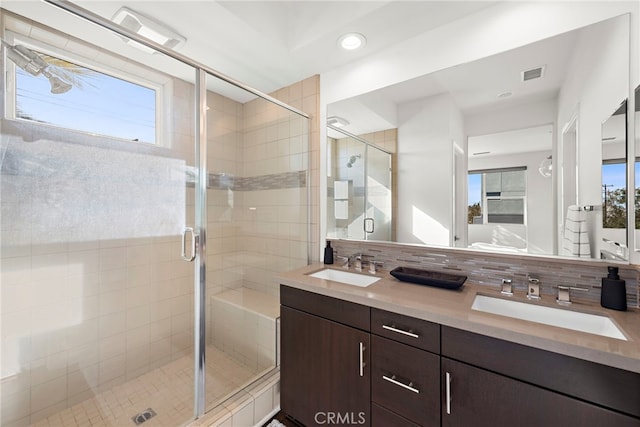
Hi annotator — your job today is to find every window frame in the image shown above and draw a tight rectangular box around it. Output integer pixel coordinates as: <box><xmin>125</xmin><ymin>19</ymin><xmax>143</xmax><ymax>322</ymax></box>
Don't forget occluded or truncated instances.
<box><xmin>3</xmin><ymin>29</ymin><xmax>171</xmax><ymax>146</ymax></box>
<box><xmin>468</xmin><ymin>167</ymin><xmax>528</xmax><ymax>226</ymax></box>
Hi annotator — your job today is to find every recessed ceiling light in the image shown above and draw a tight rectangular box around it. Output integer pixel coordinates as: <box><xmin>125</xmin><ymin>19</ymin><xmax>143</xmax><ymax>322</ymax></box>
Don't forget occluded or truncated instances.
<box><xmin>497</xmin><ymin>91</ymin><xmax>513</xmax><ymax>99</ymax></box>
<box><xmin>338</xmin><ymin>33</ymin><xmax>366</xmax><ymax>51</ymax></box>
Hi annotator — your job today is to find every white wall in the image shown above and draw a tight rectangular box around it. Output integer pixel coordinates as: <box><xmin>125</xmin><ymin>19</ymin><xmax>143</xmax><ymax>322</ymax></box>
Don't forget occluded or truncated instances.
<box><xmin>465</xmin><ymin>99</ymin><xmax>557</xmax><ymax>138</ymax></box>
<box><xmin>397</xmin><ymin>93</ymin><xmax>462</xmax><ymax>246</ymax></box>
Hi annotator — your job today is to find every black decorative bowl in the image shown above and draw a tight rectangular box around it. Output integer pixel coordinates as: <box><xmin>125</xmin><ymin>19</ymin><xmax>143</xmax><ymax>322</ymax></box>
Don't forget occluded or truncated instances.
<box><xmin>389</xmin><ymin>266</ymin><xmax>466</xmax><ymax>290</ymax></box>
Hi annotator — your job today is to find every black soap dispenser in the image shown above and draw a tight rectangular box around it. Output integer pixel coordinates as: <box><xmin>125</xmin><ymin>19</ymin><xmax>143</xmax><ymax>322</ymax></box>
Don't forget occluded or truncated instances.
<box><xmin>323</xmin><ymin>241</ymin><xmax>334</xmax><ymax>265</ymax></box>
<box><xmin>601</xmin><ymin>266</ymin><xmax>627</xmax><ymax>311</ymax></box>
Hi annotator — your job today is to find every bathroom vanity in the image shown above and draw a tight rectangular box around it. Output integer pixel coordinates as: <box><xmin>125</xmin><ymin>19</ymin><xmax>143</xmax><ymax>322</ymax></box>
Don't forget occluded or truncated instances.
<box><xmin>279</xmin><ymin>265</ymin><xmax>640</xmax><ymax>427</ymax></box>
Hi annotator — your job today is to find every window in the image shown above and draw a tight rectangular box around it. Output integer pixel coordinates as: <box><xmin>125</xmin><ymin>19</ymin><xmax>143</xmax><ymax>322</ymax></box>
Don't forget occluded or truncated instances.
<box><xmin>468</xmin><ymin>168</ymin><xmax>527</xmax><ymax>225</ymax></box>
<box><xmin>602</xmin><ymin>160</ymin><xmax>626</xmax><ymax>229</ymax></box>
<box><xmin>5</xmin><ymin>30</ymin><xmax>166</xmax><ymax>145</ymax></box>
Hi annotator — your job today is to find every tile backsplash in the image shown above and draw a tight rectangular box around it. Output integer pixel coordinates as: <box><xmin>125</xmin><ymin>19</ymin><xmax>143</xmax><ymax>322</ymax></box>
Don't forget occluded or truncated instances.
<box><xmin>329</xmin><ymin>239</ymin><xmax>640</xmax><ymax>309</ymax></box>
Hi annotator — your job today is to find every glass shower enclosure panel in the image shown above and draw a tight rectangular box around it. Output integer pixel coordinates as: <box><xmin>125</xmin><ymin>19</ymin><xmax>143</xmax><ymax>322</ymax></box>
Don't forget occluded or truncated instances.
<box><xmin>327</xmin><ymin>128</ymin><xmax>392</xmax><ymax>241</ymax></box>
<box><xmin>365</xmin><ymin>145</ymin><xmax>392</xmax><ymax>241</ymax></box>
<box><xmin>204</xmin><ymin>74</ymin><xmax>310</xmax><ymax>413</ymax></box>
<box><xmin>0</xmin><ymin>7</ymin><xmax>198</xmax><ymax>426</ymax></box>
<box><xmin>327</xmin><ymin>132</ymin><xmax>366</xmax><ymax>239</ymax></box>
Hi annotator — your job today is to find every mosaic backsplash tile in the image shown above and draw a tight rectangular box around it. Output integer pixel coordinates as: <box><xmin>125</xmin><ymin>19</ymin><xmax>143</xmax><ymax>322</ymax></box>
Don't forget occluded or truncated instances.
<box><xmin>329</xmin><ymin>239</ymin><xmax>640</xmax><ymax>309</ymax></box>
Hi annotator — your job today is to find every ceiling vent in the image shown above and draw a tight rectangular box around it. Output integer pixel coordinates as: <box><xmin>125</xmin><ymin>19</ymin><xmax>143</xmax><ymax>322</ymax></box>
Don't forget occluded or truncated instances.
<box><xmin>112</xmin><ymin>7</ymin><xmax>186</xmax><ymax>54</ymax></box>
<box><xmin>521</xmin><ymin>65</ymin><xmax>546</xmax><ymax>82</ymax></box>
<box><xmin>327</xmin><ymin>116</ymin><xmax>350</xmax><ymax>127</ymax></box>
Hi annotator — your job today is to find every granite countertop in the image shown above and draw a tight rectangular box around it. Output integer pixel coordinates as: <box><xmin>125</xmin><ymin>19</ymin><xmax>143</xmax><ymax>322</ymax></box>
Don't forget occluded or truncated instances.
<box><xmin>277</xmin><ymin>263</ymin><xmax>640</xmax><ymax>374</ymax></box>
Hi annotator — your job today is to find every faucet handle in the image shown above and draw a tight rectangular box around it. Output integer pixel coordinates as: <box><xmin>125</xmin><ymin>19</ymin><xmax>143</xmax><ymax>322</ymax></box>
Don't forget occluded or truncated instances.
<box><xmin>360</xmin><ymin>254</ymin><xmax>374</xmax><ymax>264</ymax></box>
<box><xmin>335</xmin><ymin>255</ymin><xmax>349</xmax><ymax>269</ymax></box>
<box><xmin>556</xmin><ymin>285</ymin><xmax>588</xmax><ymax>305</ymax></box>
<box><xmin>527</xmin><ymin>275</ymin><xmax>541</xmax><ymax>300</ymax></box>
<box><xmin>369</xmin><ymin>260</ymin><xmax>384</xmax><ymax>274</ymax></box>
<box><xmin>500</xmin><ymin>279</ymin><xmax>513</xmax><ymax>296</ymax></box>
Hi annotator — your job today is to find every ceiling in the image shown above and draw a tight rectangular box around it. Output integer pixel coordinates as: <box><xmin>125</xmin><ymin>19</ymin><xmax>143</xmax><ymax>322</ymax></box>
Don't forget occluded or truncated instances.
<box><xmin>1</xmin><ymin>1</ymin><xmax>498</xmax><ymax>101</ymax></box>
<box><xmin>328</xmin><ymin>25</ymin><xmax>581</xmax><ymax>138</ymax></box>
<box><xmin>468</xmin><ymin>125</ymin><xmax>553</xmax><ymax>159</ymax></box>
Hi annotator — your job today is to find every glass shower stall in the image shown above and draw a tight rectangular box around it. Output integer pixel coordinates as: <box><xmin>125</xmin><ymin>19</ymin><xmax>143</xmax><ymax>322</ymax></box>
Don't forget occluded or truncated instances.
<box><xmin>326</xmin><ymin>125</ymin><xmax>393</xmax><ymax>242</ymax></box>
<box><xmin>0</xmin><ymin>2</ymin><xmax>310</xmax><ymax>426</ymax></box>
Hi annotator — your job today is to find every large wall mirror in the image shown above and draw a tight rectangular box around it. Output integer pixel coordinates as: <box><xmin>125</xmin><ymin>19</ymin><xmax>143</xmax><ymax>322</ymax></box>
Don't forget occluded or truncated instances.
<box><xmin>326</xmin><ymin>13</ymin><xmax>631</xmax><ymax>262</ymax></box>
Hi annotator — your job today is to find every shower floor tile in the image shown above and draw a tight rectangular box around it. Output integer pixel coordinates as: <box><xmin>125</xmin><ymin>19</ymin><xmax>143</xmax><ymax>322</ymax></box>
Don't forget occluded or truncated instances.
<box><xmin>30</xmin><ymin>346</ymin><xmax>267</xmax><ymax>427</ymax></box>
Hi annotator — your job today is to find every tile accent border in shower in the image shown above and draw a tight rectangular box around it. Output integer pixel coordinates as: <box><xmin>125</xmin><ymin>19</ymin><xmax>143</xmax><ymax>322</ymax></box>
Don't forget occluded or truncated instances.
<box><xmin>208</xmin><ymin>171</ymin><xmax>306</xmax><ymax>191</ymax></box>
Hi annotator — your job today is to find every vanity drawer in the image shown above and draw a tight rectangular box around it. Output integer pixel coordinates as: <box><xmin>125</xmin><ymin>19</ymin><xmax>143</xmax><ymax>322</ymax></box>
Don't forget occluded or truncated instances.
<box><xmin>372</xmin><ymin>335</ymin><xmax>440</xmax><ymax>427</ymax></box>
<box><xmin>281</xmin><ymin>285</ymin><xmax>370</xmax><ymax>331</ymax></box>
<box><xmin>372</xmin><ymin>403</ymin><xmax>420</xmax><ymax>427</ymax></box>
<box><xmin>371</xmin><ymin>308</ymin><xmax>440</xmax><ymax>353</ymax></box>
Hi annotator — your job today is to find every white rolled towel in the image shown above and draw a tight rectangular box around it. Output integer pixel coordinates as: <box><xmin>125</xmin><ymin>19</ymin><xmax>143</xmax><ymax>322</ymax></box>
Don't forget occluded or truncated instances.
<box><xmin>563</xmin><ymin>205</ymin><xmax>590</xmax><ymax>257</ymax></box>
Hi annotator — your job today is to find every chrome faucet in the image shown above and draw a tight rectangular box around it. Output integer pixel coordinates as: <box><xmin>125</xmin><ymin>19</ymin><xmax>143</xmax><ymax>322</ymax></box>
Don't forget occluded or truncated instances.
<box><xmin>500</xmin><ymin>279</ymin><xmax>513</xmax><ymax>296</ymax></box>
<box><xmin>527</xmin><ymin>275</ymin><xmax>541</xmax><ymax>300</ymax></box>
<box><xmin>351</xmin><ymin>253</ymin><xmax>363</xmax><ymax>271</ymax></box>
<box><xmin>369</xmin><ymin>260</ymin><xmax>383</xmax><ymax>274</ymax></box>
<box><xmin>335</xmin><ymin>255</ymin><xmax>349</xmax><ymax>269</ymax></box>
<box><xmin>556</xmin><ymin>285</ymin><xmax>589</xmax><ymax>305</ymax></box>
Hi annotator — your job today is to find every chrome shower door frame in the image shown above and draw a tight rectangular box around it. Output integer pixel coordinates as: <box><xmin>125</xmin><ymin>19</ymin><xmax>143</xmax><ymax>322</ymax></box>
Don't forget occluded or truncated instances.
<box><xmin>194</xmin><ymin>68</ymin><xmax>208</xmax><ymax>418</ymax></box>
<box><xmin>42</xmin><ymin>1</ymin><xmax>310</xmax><ymax>421</ymax></box>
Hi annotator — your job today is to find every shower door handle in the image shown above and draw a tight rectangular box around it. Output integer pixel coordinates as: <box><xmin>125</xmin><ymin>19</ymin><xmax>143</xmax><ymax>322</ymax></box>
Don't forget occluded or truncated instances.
<box><xmin>364</xmin><ymin>218</ymin><xmax>375</xmax><ymax>234</ymax></box>
<box><xmin>181</xmin><ymin>227</ymin><xmax>198</xmax><ymax>262</ymax></box>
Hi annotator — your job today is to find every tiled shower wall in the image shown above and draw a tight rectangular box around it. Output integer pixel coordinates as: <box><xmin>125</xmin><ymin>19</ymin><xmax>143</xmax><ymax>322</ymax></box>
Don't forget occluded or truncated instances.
<box><xmin>0</xmin><ymin>12</ymin><xmax>317</xmax><ymax>426</ymax></box>
<box><xmin>1</xmin><ymin>74</ymin><xmax>197</xmax><ymax>427</ymax></box>
<box><xmin>329</xmin><ymin>239</ymin><xmax>640</xmax><ymax>309</ymax></box>
<box><xmin>205</xmin><ymin>76</ymin><xmax>319</xmax><ymax>298</ymax></box>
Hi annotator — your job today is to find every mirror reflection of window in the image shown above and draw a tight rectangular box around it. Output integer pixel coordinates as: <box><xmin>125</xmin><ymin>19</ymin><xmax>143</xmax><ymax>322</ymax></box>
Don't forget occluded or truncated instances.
<box><xmin>602</xmin><ymin>161</ymin><xmax>627</xmax><ymax>229</ymax></box>
<box><xmin>468</xmin><ymin>173</ymin><xmax>482</xmax><ymax>224</ymax></box>
<box><xmin>468</xmin><ymin>168</ymin><xmax>526</xmax><ymax>225</ymax></box>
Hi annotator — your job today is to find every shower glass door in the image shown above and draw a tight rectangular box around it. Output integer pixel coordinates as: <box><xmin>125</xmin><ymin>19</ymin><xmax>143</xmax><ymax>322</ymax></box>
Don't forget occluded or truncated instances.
<box><xmin>365</xmin><ymin>145</ymin><xmax>392</xmax><ymax>241</ymax></box>
<box><xmin>0</xmin><ymin>6</ymin><xmax>199</xmax><ymax>426</ymax></box>
<box><xmin>327</xmin><ymin>127</ymin><xmax>393</xmax><ymax>241</ymax></box>
<box><xmin>1</xmin><ymin>3</ymin><xmax>311</xmax><ymax>426</ymax></box>
<box><xmin>203</xmin><ymin>73</ymin><xmax>311</xmax><ymax>413</ymax></box>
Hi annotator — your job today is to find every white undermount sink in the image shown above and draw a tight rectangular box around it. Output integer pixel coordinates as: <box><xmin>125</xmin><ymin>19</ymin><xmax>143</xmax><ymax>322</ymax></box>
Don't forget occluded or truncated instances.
<box><xmin>472</xmin><ymin>294</ymin><xmax>627</xmax><ymax>340</ymax></box>
<box><xmin>308</xmin><ymin>268</ymin><xmax>380</xmax><ymax>287</ymax></box>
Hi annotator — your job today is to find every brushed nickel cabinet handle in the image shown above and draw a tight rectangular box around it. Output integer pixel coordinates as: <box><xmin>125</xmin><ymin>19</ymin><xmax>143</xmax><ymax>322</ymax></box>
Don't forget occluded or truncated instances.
<box><xmin>446</xmin><ymin>372</ymin><xmax>452</xmax><ymax>415</ymax></box>
<box><xmin>382</xmin><ymin>324</ymin><xmax>419</xmax><ymax>338</ymax></box>
<box><xmin>382</xmin><ymin>374</ymin><xmax>420</xmax><ymax>394</ymax></box>
<box><xmin>359</xmin><ymin>342</ymin><xmax>366</xmax><ymax>377</ymax></box>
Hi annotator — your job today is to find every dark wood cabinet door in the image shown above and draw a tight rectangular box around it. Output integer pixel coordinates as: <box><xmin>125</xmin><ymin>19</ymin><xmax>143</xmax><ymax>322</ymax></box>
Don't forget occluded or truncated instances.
<box><xmin>441</xmin><ymin>358</ymin><xmax>640</xmax><ymax>427</ymax></box>
<box><xmin>281</xmin><ymin>306</ymin><xmax>371</xmax><ymax>427</ymax></box>
<box><xmin>281</xmin><ymin>305</ymin><xmax>332</xmax><ymax>426</ymax></box>
<box><xmin>328</xmin><ymin>320</ymin><xmax>371</xmax><ymax>426</ymax></box>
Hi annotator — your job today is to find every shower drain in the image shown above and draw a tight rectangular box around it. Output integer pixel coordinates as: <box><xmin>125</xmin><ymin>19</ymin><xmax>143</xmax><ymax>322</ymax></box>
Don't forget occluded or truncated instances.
<box><xmin>132</xmin><ymin>408</ymin><xmax>157</xmax><ymax>425</ymax></box>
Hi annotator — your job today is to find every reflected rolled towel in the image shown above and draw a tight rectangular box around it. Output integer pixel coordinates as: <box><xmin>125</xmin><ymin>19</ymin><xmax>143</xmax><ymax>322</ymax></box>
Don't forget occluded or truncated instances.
<box><xmin>563</xmin><ymin>205</ymin><xmax>590</xmax><ymax>257</ymax></box>
<box><xmin>334</xmin><ymin>200</ymin><xmax>349</xmax><ymax>220</ymax></box>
